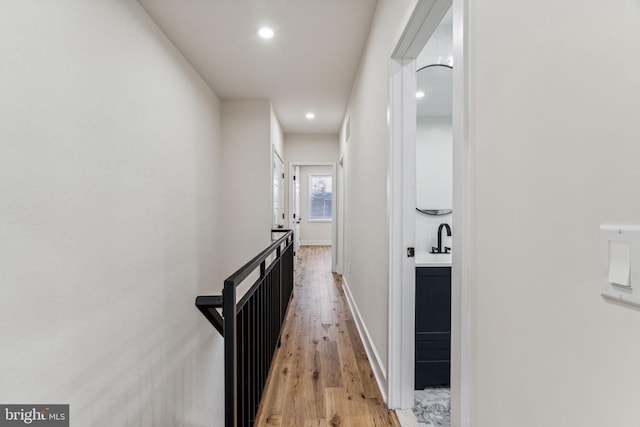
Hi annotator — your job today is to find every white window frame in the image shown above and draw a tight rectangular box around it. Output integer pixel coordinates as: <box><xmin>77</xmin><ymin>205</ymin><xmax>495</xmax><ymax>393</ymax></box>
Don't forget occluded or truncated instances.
<box><xmin>308</xmin><ymin>173</ymin><xmax>332</xmax><ymax>222</ymax></box>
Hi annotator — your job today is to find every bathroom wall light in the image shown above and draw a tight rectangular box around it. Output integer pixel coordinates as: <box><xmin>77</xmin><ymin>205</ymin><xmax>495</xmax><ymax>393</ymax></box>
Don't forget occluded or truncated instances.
<box><xmin>416</xmin><ymin>91</ymin><xmax>425</xmax><ymax>99</ymax></box>
<box><xmin>305</xmin><ymin>113</ymin><xmax>315</xmax><ymax>119</ymax></box>
<box><xmin>258</xmin><ymin>27</ymin><xmax>274</xmax><ymax>39</ymax></box>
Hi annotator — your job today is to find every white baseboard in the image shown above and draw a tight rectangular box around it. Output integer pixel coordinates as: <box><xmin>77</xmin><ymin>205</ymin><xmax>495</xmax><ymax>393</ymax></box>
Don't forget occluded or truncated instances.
<box><xmin>341</xmin><ymin>277</ymin><xmax>388</xmax><ymax>403</ymax></box>
<box><xmin>299</xmin><ymin>240</ymin><xmax>331</xmax><ymax>246</ymax></box>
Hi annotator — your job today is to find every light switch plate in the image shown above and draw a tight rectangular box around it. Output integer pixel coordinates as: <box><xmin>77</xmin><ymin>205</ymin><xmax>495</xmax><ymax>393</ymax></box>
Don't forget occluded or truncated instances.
<box><xmin>600</xmin><ymin>225</ymin><xmax>640</xmax><ymax>308</ymax></box>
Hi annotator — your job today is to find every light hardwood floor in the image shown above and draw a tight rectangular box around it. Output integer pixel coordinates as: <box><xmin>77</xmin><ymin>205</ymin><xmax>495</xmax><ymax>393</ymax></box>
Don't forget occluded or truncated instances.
<box><xmin>255</xmin><ymin>246</ymin><xmax>400</xmax><ymax>427</ymax></box>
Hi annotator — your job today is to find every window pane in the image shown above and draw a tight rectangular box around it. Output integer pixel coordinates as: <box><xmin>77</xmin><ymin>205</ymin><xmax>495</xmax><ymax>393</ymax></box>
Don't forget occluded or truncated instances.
<box><xmin>309</xmin><ymin>174</ymin><xmax>332</xmax><ymax>220</ymax></box>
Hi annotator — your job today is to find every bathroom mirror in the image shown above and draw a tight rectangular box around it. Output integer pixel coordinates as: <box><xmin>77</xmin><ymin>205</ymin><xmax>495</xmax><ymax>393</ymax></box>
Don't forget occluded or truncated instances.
<box><xmin>416</xmin><ymin>64</ymin><xmax>453</xmax><ymax>214</ymax></box>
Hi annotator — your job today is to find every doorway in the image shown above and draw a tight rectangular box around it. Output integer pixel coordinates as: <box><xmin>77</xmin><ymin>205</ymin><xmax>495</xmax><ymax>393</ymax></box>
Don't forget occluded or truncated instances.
<box><xmin>288</xmin><ymin>162</ymin><xmax>337</xmax><ymax>272</ymax></box>
<box><xmin>387</xmin><ymin>0</ymin><xmax>470</xmax><ymax>426</ymax></box>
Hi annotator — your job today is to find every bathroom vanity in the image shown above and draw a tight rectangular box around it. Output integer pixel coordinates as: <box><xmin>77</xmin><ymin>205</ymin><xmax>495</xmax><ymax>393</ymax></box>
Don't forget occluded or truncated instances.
<box><xmin>415</xmin><ymin>252</ymin><xmax>451</xmax><ymax>389</ymax></box>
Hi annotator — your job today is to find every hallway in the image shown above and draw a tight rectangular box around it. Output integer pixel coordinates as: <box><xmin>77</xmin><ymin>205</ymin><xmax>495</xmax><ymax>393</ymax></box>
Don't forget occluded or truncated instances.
<box><xmin>255</xmin><ymin>246</ymin><xmax>400</xmax><ymax>426</ymax></box>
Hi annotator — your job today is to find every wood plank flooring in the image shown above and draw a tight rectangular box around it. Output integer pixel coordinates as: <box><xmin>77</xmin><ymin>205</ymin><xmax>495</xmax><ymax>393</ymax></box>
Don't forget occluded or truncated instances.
<box><xmin>255</xmin><ymin>246</ymin><xmax>400</xmax><ymax>427</ymax></box>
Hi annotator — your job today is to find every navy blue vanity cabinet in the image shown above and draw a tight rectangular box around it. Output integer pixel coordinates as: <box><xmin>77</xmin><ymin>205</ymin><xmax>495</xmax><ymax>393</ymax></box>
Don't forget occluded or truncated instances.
<box><xmin>415</xmin><ymin>266</ymin><xmax>451</xmax><ymax>389</ymax></box>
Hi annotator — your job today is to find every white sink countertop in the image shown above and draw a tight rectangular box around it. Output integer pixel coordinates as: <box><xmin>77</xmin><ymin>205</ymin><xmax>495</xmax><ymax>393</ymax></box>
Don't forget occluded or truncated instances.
<box><xmin>415</xmin><ymin>251</ymin><xmax>452</xmax><ymax>267</ymax></box>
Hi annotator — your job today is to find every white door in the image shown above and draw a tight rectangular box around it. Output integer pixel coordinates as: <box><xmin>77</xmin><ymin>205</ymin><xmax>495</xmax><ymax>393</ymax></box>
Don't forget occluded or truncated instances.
<box><xmin>293</xmin><ymin>166</ymin><xmax>301</xmax><ymax>258</ymax></box>
<box><xmin>273</xmin><ymin>150</ymin><xmax>285</xmax><ymax>229</ymax></box>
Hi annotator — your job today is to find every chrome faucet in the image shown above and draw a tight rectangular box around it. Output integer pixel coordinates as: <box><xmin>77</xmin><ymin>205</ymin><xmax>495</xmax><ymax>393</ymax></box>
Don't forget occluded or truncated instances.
<box><xmin>430</xmin><ymin>223</ymin><xmax>452</xmax><ymax>254</ymax></box>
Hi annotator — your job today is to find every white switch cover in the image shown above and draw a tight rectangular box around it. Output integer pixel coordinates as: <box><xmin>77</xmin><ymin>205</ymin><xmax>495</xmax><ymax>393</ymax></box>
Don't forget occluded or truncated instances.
<box><xmin>608</xmin><ymin>242</ymin><xmax>630</xmax><ymax>286</ymax></box>
<box><xmin>601</xmin><ymin>225</ymin><xmax>640</xmax><ymax>308</ymax></box>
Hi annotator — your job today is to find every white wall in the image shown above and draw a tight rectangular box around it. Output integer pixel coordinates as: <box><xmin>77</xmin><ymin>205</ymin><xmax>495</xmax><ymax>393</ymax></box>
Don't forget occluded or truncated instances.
<box><xmin>298</xmin><ymin>166</ymin><xmax>333</xmax><ymax>245</ymax></box>
<box><xmin>468</xmin><ymin>1</ymin><xmax>640</xmax><ymax>426</ymax></box>
<box><xmin>0</xmin><ymin>0</ymin><xmax>224</xmax><ymax>425</ymax></box>
<box><xmin>416</xmin><ymin>116</ymin><xmax>453</xmax><ymax>252</ymax></box>
<box><xmin>284</xmin><ymin>133</ymin><xmax>339</xmax><ymax>163</ymax></box>
<box><xmin>340</xmin><ymin>0</ymin><xmax>412</xmax><ymax>381</ymax></box>
<box><xmin>221</xmin><ymin>100</ymin><xmax>272</xmax><ymax>277</ymax></box>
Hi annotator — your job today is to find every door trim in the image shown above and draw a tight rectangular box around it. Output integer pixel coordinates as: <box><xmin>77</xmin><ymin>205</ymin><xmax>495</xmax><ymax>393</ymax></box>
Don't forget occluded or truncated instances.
<box><xmin>387</xmin><ymin>1</ymin><xmax>471</xmax><ymax>426</ymax></box>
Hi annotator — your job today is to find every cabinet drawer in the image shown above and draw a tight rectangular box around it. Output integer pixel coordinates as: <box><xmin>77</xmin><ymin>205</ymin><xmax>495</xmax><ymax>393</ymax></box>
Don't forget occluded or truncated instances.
<box><xmin>416</xmin><ymin>267</ymin><xmax>451</xmax><ymax>277</ymax></box>
<box><xmin>416</xmin><ymin>339</ymin><xmax>450</xmax><ymax>362</ymax></box>
<box><xmin>416</xmin><ymin>331</ymin><xmax>450</xmax><ymax>341</ymax></box>
<box><xmin>416</xmin><ymin>361</ymin><xmax>450</xmax><ymax>388</ymax></box>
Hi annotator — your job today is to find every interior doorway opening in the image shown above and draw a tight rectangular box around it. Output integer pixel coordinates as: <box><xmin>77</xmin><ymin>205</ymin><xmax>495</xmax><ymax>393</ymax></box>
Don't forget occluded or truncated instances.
<box><xmin>388</xmin><ymin>0</ymin><xmax>469</xmax><ymax>426</ymax></box>
<box><xmin>288</xmin><ymin>161</ymin><xmax>338</xmax><ymax>272</ymax></box>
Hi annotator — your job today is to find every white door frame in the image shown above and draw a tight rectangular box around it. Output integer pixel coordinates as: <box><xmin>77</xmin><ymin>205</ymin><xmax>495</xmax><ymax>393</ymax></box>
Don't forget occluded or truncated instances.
<box><xmin>336</xmin><ymin>153</ymin><xmax>346</xmax><ymax>275</ymax></box>
<box><xmin>288</xmin><ymin>161</ymin><xmax>338</xmax><ymax>272</ymax></box>
<box><xmin>387</xmin><ymin>0</ymin><xmax>471</xmax><ymax>426</ymax></box>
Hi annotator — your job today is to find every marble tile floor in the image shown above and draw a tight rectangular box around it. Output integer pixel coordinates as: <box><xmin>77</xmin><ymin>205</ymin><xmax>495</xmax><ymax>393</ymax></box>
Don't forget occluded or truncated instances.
<box><xmin>413</xmin><ymin>387</ymin><xmax>450</xmax><ymax>427</ymax></box>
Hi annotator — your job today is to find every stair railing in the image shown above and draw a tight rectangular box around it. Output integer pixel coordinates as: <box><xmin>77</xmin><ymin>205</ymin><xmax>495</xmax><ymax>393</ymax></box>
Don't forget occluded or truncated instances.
<box><xmin>195</xmin><ymin>230</ymin><xmax>294</xmax><ymax>427</ymax></box>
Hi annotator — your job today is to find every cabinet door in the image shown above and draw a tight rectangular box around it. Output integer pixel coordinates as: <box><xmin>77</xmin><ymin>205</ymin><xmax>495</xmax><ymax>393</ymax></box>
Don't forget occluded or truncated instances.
<box><xmin>416</xmin><ymin>360</ymin><xmax>450</xmax><ymax>389</ymax></box>
<box><xmin>415</xmin><ymin>267</ymin><xmax>451</xmax><ymax>337</ymax></box>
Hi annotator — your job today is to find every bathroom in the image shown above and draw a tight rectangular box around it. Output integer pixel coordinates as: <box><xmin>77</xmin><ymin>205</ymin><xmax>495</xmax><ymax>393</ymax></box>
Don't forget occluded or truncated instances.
<box><xmin>413</xmin><ymin>7</ymin><xmax>453</xmax><ymax>427</ymax></box>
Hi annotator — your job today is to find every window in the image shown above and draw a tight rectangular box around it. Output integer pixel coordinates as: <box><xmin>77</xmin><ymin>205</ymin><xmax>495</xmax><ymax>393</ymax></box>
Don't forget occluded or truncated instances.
<box><xmin>309</xmin><ymin>174</ymin><xmax>332</xmax><ymax>221</ymax></box>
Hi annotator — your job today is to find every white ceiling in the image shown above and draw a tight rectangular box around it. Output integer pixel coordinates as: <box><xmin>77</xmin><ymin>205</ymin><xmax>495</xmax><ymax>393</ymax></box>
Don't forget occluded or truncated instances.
<box><xmin>137</xmin><ymin>0</ymin><xmax>379</xmax><ymax>134</ymax></box>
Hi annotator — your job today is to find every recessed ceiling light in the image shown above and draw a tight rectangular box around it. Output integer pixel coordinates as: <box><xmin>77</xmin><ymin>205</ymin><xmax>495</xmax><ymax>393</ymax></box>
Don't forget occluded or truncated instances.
<box><xmin>416</xmin><ymin>91</ymin><xmax>425</xmax><ymax>99</ymax></box>
<box><xmin>258</xmin><ymin>27</ymin><xmax>274</xmax><ymax>39</ymax></box>
<box><xmin>305</xmin><ymin>113</ymin><xmax>315</xmax><ymax>119</ymax></box>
